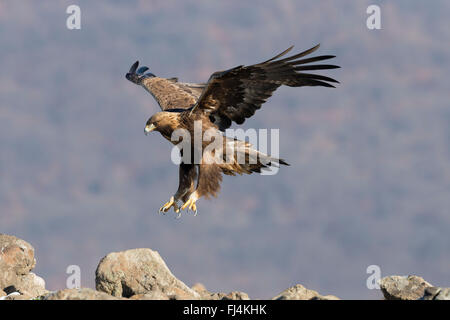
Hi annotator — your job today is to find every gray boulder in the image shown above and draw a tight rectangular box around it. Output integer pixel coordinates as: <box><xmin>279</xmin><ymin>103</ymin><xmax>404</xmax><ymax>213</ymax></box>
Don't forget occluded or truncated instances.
<box><xmin>13</xmin><ymin>272</ymin><xmax>47</xmax><ymax>297</ymax></box>
<box><xmin>0</xmin><ymin>234</ymin><xmax>47</xmax><ymax>298</ymax></box>
<box><xmin>272</xmin><ymin>284</ymin><xmax>339</xmax><ymax>300</ymax></box>
<box><xmin>129</xmin><ymin>291</ymin><xmax>170</xmax><ymax>300</ymax></box>
<box><xmin>206</xmin><ymin>291</ymin><xmax>251</xmax><ymax>300</ymax></box>
<box><xmin>190</xmin><ymin>283</ymin><xmax>251</xmax><ymax>300</ymax></box>
<box><xmin>43</xmin><ymin>288</ymin><xmax>122</xmax><ymax>300</ymax></box>
<box><xmin>0</xmin><ymin>234</ymin><xmax>36</xmax><ymax>288</ymax></box>
<box><xmin>379</xmin><ymin>275</ymin><xmax>432</xmax><ymax>300</ymax></box>
<box><xmin>95</xmin><ymin>248</ymin><xmax>200</xmax><ymax>299</ymax></box>
<box><xmin>422</xmin><ymin>287</ymin><xmax>450</xmax><ymax>300</ymax></box>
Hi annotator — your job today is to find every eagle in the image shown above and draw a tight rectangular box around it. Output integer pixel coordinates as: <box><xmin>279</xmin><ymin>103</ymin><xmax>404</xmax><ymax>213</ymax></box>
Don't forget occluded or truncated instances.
<box><xmin>126</xmin><ymin>44</ymin><xmax>339</xmax><ymax>217</ymax></box>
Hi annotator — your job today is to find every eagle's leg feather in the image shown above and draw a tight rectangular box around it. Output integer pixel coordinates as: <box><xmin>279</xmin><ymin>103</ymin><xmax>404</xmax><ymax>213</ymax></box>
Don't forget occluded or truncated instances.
<box><xmin>168</xmin><ymin>163</ymin><xmax>198</xmax><ymax>217</ymax></box>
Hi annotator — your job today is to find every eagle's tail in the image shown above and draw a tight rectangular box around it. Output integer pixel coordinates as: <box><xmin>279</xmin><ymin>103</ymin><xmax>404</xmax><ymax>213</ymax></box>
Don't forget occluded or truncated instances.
<box><xmin>218</xmin><ymin>138</ymin><xmax>289</xmax><ymax>175</ymax></box>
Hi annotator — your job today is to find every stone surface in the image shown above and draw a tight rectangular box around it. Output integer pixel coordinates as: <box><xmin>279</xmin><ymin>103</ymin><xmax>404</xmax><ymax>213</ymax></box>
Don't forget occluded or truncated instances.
<box><xmin>43</xmin><ymin>288</ymin><xmax>122</xmax><ymax>300</ymax></box>
<box><xmin>166</xmin><ymin>286</ymin><xmax>200</xmax><ymax>300</ymax></box>
<box><xmin>190</xmin><ymin>283</ymin><xmax>250</xmax><ymax>300</ymax></box>
<box><xmin>0</xmin><ymin>234</ymin><xmax>36</xmax><ymax>289</ymax></box>
<box><xmin>129</xmin><ymin>292</ymin><xmax>170</xmax><ymax>300</ymax></box>
<box><xmin>14</xmin><ymin>272</ymin><xmax>48</xmax><ymax>297</ymax></box>
<box><xmin>3</xmin><ymin>293</ymin><xmax>32</xmax><ymax>300</ymax></box>
<box><xmin>128</xmin><ymin>288</ymin><xmax>200</xmax><ymax>300</ymax></box>
<box><xmin>191</xmin><ymin>283</ymin><xmax>209</xmax><ymax>295</ymax></box>
<box><xmin>4</xmin><ymin>234</ymin><xmax>449</xmax><ymax>301</ymax></box>
<box><xmin>0</xmin><ymin>234</ymin><xmax>47</xmax><ymax>298</ymax></box>
<box><xmin>272</xmin><ymin>284</ymin><xmax>339</xmax><ymax>300</ymax></box>
<box><xmin>95</xmin><ymin>248</ymin><xmax>200</xmax><ymax>299</ymax></box>
<box><xmin>311</xmin><ymin>294</ymin><xmax>340</xmax><ymax>300</ymax></box>
<box><xmin>379</xmin><ymin>275</ymin><xmax>432</xmax><ymax>300</ymax></box>
<box><xmin>422</xmin><ymin>287</ymin><xmax>450</xmax><ymax>300</ymax></box>
<box><xmin>207</xmin><ymin>291</ymin><xmax>251</xmax><ymax>300</ymax></box>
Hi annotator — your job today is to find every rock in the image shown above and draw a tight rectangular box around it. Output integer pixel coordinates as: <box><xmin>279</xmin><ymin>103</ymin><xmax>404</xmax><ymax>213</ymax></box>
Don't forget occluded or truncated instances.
<box><xmin>311</xmin><ymin>294</ymin><xmax>340</xmax><ymax>300</ymax></box>
<box><xmin>43</xmin><ymin>288</ymin><xmax>122</xmax><ymax>300</ymax></box>
<box><xmin>95</xmin><ymin>248</ymin><xmax>200</xmax><ymax>299</ymax></box>
<box><xmin>432</xmin><ymin>288</ymin><xmax>450</xmax><ymax>300</ymax></box>
<box><xmin>129</xmin><ymin>292</ymin><xmax>170</xmax><ymax>300</ymax></box>
<box><xmin>272</xmin><ymin>284</ymin><xmax>339</xmax><ymax>300</ymax></box>
<box><xmin>207</xmin><ymin>291</ymin><xmax>251</xmax><ymax>300</ymax></box>
<box><xmin>0</xmin><ymin>234</ymin><xmax>36</xmax><ymax>289</ymax></box>
<box><xmin>379</xmin><ymin>275</ymin><xmax>432</xmax><ymax>300</ymax></box>
<box><xmin>191</xmin><ymin>283</ymin><xmax>209</xmax><ymax>295</ymax></box>
<box><xmin>166</xmin><ymin>286</ymin><xmax>200</xmax><ymax>300</ymax></box>
<box><xmin>129</xmin><ymin>286</ymin><xmax>199</xmax><ymax>300</ymax></box>
<box><xmin>7</xmin><ymin>233</ymin><xmax>449</xmax><ymax>301</ymax></box>
<box><xmin>3</xmin><ymin>293</ymin><xmax>32</xmax><ymax>300</ymax></box>
<box><xmin>0</xmin><ymin>234</ymin><xmax>47</xmax><ymax>298</ymax></box>
<box><xmin>0</xmin><ymin>292</ymin><xmax>19</xmax><ymax>300</ymax></box>
<box><xmin>128</xmin><ymin>287</ymin><xmax>197</xmax><ymax>300</ymax></box>
<box><xmin>422</xmin><ymin>287</ymin><xmax>450</xmax><ymax>300</ymax></box>
<box><xmin>190</xmin><ymin>283</ymin><xmax>250</xmax><ymax>300</ymax></box>
<box><xmin>224</xmin><ymin>291</ymin><xmax>250</xmax><ymax>300</ymax></box>
<box><xmin>13</xmin><ymin>272</ymin><xmax>48</xmax><ymax>297</ymax></box>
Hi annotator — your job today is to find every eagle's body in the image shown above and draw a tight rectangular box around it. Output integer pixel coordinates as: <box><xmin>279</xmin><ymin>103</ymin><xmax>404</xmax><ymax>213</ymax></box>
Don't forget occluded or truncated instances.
<box><xmin>126</xmin><ymin>45</ymin><xmax>339</xmax><ymax>216</ymax></box>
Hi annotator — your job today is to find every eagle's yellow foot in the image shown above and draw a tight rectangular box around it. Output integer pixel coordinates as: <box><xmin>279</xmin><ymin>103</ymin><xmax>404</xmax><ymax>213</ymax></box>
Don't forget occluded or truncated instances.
<box><xmin>159</xmin><ymin>196</ymin><xmax>179</xmax><ymax>214</ymax></box>
<box><xmin>180</xmin><ymin>198</ymin><xmax>198</xmax><ymax>216</ymax></box>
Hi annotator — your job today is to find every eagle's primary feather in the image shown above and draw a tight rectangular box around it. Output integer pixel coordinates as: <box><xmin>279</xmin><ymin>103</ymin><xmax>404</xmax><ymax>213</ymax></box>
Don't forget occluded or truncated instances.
<box><xmin>190</xmin><ymin>44</ymin><xmax>339</xmax><ymax>130</ymax></box>
<box><xmin>126</xmin><ymin>44</ymin><xmax>339</xmax><ymax>216</ymax></box>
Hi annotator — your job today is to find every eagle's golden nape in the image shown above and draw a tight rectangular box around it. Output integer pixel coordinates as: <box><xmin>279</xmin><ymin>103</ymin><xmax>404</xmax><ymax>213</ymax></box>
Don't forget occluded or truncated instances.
<box><xmin>126</xmin><ymin>44</ymin><xmax>339</xmax><ymax>217</ymax></box>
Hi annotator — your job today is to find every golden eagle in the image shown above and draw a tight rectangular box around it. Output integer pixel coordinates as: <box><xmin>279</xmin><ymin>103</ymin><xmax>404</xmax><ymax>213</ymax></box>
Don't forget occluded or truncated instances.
<box><xmin>126</xmin><ymin>44</ymin><xmax>339</xmax><ymax>217</ymax></box>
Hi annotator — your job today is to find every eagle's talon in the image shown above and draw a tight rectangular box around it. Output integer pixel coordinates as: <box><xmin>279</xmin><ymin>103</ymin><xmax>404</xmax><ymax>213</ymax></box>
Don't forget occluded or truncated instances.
<box><xmin>180</xmin><ymin>198</ymin><xmax>198</xmax><ymax>215</ymax></box>
<box><xmin>190</xmin><ymin>203</ymin><xmax>197</xmax><ymax>215</ymax></box>
<box><xmin>180</xmin><ymin>199</ymin><xmax>191</xmax><ymax>211</ymax></box>
<box><xmin>159</xmin><ymin>196</ymin><xmax>178</xmax><ymax>213</ymax></box>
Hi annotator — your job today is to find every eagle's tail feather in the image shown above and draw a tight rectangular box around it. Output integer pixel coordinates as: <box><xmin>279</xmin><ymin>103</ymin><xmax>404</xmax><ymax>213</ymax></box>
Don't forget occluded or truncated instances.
<box><xmin>219</xmin><ymin>138</ymin><xmax>288</xmax><ymax>175</ymax></box>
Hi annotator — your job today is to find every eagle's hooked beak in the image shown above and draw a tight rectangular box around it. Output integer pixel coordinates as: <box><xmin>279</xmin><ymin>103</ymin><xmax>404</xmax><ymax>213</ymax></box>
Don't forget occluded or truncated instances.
<box><xmin>144</xmin><ymin>123</ymin><xmax>156</xmax><ymax>135</ymax></box>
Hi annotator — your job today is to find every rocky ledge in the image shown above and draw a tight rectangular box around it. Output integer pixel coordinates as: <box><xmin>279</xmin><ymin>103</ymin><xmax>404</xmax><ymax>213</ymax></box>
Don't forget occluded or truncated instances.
<box><xmin>0</xmin><ymin>234</ymin><xmax>448</xmax><ymax>300</ymax></box>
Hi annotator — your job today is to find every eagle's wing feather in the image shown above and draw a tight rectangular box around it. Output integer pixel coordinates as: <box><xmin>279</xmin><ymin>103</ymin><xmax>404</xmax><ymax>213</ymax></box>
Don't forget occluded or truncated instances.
<box><xmin>191</xmin><ymin>44</ymin><xmax>339</xmax><ymax>130</ymax></box>
<box><xmin>126</xmin><ymin>61</ymin><xmax>206</xmax><ymax>111</ymax></box>
<box><xmin>141</xmin><ymin>78</ymin><xmax>206</xmax><ymax>111</ymax></box>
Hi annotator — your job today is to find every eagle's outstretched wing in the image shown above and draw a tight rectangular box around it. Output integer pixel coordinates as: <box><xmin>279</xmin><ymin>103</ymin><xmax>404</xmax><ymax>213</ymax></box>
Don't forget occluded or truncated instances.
<box><xmin>126</xmin><ymin>61</ymin><xmax>205</xmax><ymax>111</ymax></box>
<box><xmin>191</xmin><ymin>44</ymin><xmax>339</xmax><ymax>130</ymax></box>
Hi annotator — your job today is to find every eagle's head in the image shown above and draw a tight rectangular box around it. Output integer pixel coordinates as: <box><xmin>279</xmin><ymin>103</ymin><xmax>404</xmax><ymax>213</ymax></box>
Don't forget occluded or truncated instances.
<box><xmin>126</xmin><ymin>61</ymin><xmax>155</xmax><ymax>85</ymax></box>
<box><xmin>144</xmin><ymin>111</ymin><xmax>180</xmax><ymax>136</ymax></box>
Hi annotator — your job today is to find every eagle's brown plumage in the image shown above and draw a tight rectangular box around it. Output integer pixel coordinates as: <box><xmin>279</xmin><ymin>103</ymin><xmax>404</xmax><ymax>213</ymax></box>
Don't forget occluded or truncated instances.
<box><xmin>126</xmin><ymin>44</ymin><xmax>339</xmax><ymax>216</ymax></box>
<box><xmin>191</xmin><ymin>44</ymin><xmax>339</xmax><ymax>130</ymax></box>
<box><xmin>126</xmin><ymin>60</ymin><xmax>205</xmax><ymax>111</ymax></box>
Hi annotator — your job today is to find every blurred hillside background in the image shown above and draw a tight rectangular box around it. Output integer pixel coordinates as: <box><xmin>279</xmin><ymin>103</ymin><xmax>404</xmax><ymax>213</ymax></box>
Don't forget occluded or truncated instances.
<box><xmin>1</xmin><ymin>0</ymin><xmax>449</xmax><ymax>299</ymax></box>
